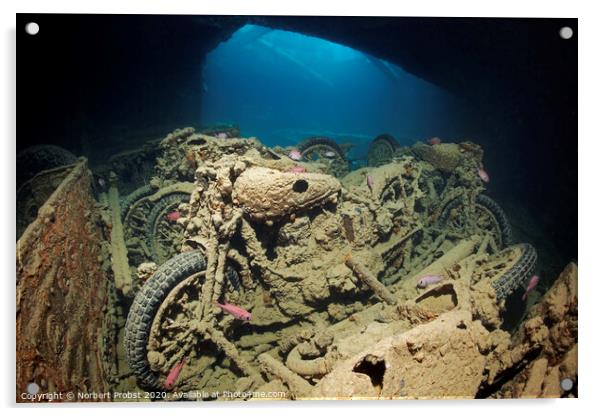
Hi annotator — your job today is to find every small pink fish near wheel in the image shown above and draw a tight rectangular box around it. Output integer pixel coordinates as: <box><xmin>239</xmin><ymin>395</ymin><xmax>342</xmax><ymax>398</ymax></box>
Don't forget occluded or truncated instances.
<box><xmin>164</xmin><ymin>358</ymin><xmax>186</xmax><ymax>390</ymax></box>
<box><xmin>215</xmin><ymin>301</ymin><xmax>252</xmax><ymax>321</ymax></box>
<box><xmin>416</xmin><ymin>275</ymin><xmax>443</xmax><ymax>288</ymax></box>
<box><xmin>288</xmin><ymin>149</ymin><xmax>303</xmax><ymax>161</ymax></box>
<box><xmin>166</xmin><ymin>211</ymin><xmax>181</xmax><ymax>222</ymax></box>
<box><xmin>427</xmin><ymin>137</ymin><xmax>442</xmax><ymax>145</ymax></box>
<box><xmin>366</xmin><ymin>174</ymin><xmax>374</xmax><ymax>192</ymax></box>
<box><xmin>522</xmin><ymin>275</ymin><xmax>540</xmax><ymax>301</ymax></box>
<box><xmin>215</xmin><ymin>132</ymin><xmax>228</xmax><ymax>139</ymax></box>
<box><xmin>477</xmin><ymin>167</ymin><xmax>490</xmax><ymax>183</ymax></box>
<box><xmin>288</xmin><ymin>165</ymin><xmax>306</xmax><ymax>173</ymax></box>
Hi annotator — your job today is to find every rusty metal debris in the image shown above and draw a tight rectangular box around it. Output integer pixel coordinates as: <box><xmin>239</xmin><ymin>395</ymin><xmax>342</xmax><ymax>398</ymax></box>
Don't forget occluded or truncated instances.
<box><xmin>15</xmin><ymin>127</ymin><xmax>576</xmax><ymax>401</ymax></box>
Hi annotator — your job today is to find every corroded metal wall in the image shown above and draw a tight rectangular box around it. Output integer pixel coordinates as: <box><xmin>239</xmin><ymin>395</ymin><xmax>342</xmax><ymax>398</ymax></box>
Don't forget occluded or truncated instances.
<box><xmin>16</xmin><ymin>159</ymin><xmax>112</xmax><ymax>402</ymax></box>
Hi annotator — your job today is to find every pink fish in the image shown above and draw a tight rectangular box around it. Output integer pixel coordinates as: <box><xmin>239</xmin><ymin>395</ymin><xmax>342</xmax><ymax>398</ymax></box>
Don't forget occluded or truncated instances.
<box><xmin>522</xmin><ymin>275</ymin><xmax>540</xmax><ymax>301</ymax></box>
<box><xmin>427</xmin><ymin>137</ymin><xmax>442</xmax><ymax>145</ymax></box>
<box><xmin>288</xmin><ymin>165</ymin><xmax>307</xmax><ymax>173</ymax></box>
<box><xmin>215</xmin><ymin>302</ymin><xmax>252</xmax><ymax>321</ymax></box>
<box><xmin>288</xmin><ymin>149</ymin><xmax>303</xmax><ymax>161</ymax></box>
<box><xmin>416</xmin><ymin>275</ymin><xmax>443</xmax><ymax>288</ymax></box>
<box><xmin>166</xmin><ymin>211</ymin><xmax>181</xmax><ymax>222</ymax></box>
<box><xmin>366</xmin><ymin>175</ymin><xmax>374</xmax><ymax>192</ymax></box>
<box><xmin>477</xmin><ymin>167</ymin><xmax>490</xmax><ymax>183</ymax></box>
<box><xmin>164</xmin><ymin>358</ymin><xmax>186</xmax><ymax>390</ymax></box>
<box><xmin>215</xmin><ymin>132</ymin><xmax>228</xmax><ymax>139</ymax></box>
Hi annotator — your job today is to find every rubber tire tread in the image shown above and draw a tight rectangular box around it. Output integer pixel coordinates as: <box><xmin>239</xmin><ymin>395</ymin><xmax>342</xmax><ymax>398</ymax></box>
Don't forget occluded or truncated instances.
<box><xmin>297</xmin><ymin>136</ymin><xmax>346</xmax><ymax>160</ymax></box>
<box><xmin>124</xmin><ymin>250</ymin><xmax>206</xmax><ymax>389</ymax></box>
<box><xmin>438</xmin><ymin>193</ymin><xmax>514</xmax><ymax>248</ymax></box>
<box><xmin>368</xmin><ymin>134</ymin><xmax>399</xmax><ymax>166</ymax></box>
<box><xmin>491</xmin><ymin>243</ymin><xmax>538</xmax><ymax>299</ymax></box>
<box><xmin>121</xmin><ymin>184</ymin><xmax>155</xmax><ymax>221</ymax></box>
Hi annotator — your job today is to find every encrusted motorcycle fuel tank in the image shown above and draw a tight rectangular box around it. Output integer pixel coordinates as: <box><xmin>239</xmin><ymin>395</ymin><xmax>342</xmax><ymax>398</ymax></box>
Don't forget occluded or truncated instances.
<box><xmin>232</xmin><ymin>166</ymin><xmax>341</xmax><ymax>222</ymax></box>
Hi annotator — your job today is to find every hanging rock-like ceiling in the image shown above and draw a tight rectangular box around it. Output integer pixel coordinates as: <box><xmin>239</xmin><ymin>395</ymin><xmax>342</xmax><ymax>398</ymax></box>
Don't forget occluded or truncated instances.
<box><xmin>254</xmin><ymin>16</ymin><xmax>576</xmax><ymax>107</ymax></box>
<box><xmin>18</xmin><ymin>14</ymin><xmax>575</xmax><ymax>153</ymax></box>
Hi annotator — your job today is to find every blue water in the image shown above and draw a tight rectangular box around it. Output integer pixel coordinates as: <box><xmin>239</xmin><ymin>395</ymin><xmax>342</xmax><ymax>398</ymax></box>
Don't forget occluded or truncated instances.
<box><xmin>201</xmin><ymin>24</ymin><xmax>468</xmax><ymax>160</ymax></box>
